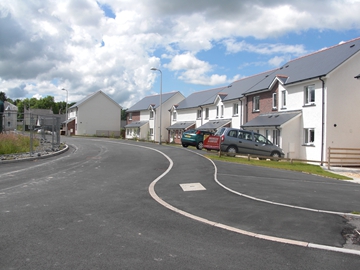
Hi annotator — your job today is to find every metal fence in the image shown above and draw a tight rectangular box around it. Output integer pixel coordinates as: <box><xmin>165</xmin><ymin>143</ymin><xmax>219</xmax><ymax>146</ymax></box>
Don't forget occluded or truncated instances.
<box><xmin>1</xmin><ymin>111</ymin><xmax>62</xmax><ymax>154</ymax></box>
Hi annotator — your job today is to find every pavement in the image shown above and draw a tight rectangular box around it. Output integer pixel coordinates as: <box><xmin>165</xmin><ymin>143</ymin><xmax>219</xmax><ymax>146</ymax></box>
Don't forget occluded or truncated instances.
<box><xmin>324</xmin><ymin>166</ymin><xmax>360</xmax><ymax>184</ymax></box>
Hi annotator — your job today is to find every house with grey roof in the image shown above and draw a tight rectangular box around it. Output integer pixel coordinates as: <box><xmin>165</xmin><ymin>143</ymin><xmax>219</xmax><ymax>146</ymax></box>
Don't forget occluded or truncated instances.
<box><xmin>67</xmin><ymin>90</ymin><xmax>122</xmax><ymax>136</ymax></box>
<box><xmin>125</xmin><ymin>91</ymin><xmax>185</xmax><ymax>142</ymax></box>
<box><xmin>241</xmin><ymin>37</ymin><xmax>360</xmax><ymax>163</ymax></box>
<box><xmin>167</xmin><ymin>87</ymin><xmax>225</xmax><ymax>143</ymax></box>
<box><xmin>1</xmin><ymin>101</ymin><xmax>18</xmax><ymax>132</ymax></box>
<box><xmin>165</xmin><ymin>37</ymin><xmax>360</xmax><ymax>163</ymax></box>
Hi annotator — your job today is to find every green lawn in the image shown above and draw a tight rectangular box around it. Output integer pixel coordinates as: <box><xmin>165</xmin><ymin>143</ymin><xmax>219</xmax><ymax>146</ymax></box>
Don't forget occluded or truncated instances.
<box><xmin>204</xmin><ymin>153</ymin><xmax>352</xmax><ymax>180</ymax></box>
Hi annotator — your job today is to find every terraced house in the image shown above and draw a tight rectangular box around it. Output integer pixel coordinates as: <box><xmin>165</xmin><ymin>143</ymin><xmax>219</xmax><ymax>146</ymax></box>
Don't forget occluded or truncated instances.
<box><xmin>127</xmin><ymin>37</ymin><xmax>360</xmax><ymax>163</ymax></box>
<box><xmin>125</xmin><ymin>91</ymin><xmax>185</xmax><ymax>142</ymax></box>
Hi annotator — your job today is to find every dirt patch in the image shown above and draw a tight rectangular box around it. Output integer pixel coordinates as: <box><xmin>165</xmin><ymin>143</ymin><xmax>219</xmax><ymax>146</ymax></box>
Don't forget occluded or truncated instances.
<box><xmin>342</xmin><ymin>216</ymin><xmax>360</xmax><ymax>250</ymax></box>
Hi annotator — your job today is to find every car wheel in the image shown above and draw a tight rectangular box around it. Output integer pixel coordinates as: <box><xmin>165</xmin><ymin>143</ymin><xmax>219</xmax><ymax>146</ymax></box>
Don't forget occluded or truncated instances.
<box><xmin>182</xmin><ymin>143</ymin><xmax>188</xmax><ymax>148</ymax></box>
<box><xmin>196</xmin><ymin>141</ymin><xmax>203</xmax><ymax>150</ymax></box>
<box><xmin>270</xmin><ymin>151</ymin><xmax>281</xmax><ymax>161</ymax></box>
<box><xmin>226</xmin><ymin>145</ymin><xmax>237</xmax><ymax>154</ymax></box>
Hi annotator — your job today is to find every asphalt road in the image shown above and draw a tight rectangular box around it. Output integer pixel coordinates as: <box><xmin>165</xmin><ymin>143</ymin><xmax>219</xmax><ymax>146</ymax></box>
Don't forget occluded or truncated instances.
<box><xmin>0</xmin><ymin>137</ymin><xmax>359</xmax><ymax>269</ymax></box>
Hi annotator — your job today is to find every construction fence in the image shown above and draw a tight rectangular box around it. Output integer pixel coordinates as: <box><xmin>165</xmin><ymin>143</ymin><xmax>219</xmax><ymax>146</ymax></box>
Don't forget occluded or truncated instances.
<box><xmin>1</xmin><ymin>111</ymin><xmax>62</xmax><ymax>153</ymax></box>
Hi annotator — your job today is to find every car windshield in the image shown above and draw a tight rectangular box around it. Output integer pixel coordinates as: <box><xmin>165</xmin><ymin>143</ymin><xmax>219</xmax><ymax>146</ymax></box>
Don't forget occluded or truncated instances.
<box><xmin>214</xmin><ymin>128</ymin><xmax>225</xmax><ymax>136</ymax></box>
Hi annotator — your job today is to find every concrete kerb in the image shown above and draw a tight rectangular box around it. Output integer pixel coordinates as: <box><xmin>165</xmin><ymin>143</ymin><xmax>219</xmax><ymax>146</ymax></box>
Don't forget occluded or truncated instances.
<box><xmin>0</xmin><ymin>144</ymin><xmax>69</xmax><ymax>164</ymax></box>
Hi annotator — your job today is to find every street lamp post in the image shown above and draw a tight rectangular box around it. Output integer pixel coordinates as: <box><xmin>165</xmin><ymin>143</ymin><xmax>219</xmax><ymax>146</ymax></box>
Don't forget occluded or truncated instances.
<box><xmin>62</xmin><ymin>88</ymin><xmax>68</xmax><ymax>136</ymax></box>
<box><xmin>150</xmin><ymin>67</ymin><xmax>162</xmax><ymax>145</ymax></box>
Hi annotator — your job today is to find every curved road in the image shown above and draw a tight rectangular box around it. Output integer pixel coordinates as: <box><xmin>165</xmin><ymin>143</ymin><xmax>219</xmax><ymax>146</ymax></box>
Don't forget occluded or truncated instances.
<box><xmin>0</xmin><ymin>137</ymin><xmax>359</xmax><ymax>269</ymax></box>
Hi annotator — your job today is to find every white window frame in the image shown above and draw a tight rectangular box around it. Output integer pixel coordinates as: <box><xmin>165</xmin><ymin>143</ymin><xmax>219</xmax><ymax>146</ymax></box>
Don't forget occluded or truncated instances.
<box><xmin>221</xmin><ymin>105</ymin><xmax>224</xmax><ymax>118</ymax></box>
<box><xmin>205</xmin><ymin>108</ymin><xmax>209</xmax><ymax>119</ymax></box>
<box><xmin>305</xmin><ymin>85</ymin><xmax>315</xmax><ymax>105</ymax></box>
<box><xmin>149</xmin><ymin>111</ymin><xmax>154</xmax><ymax>119</ymax></box>
<box><xmin>173</xmin><ymin>112</ymin><xmax>177</xmax><ymax>121</ymax></box>
<box><xmin>197</xmin><ymin>109</ymin><xmax>202</xmax><ymax>119</ymax></box>
<box><xmin>128</xmin><ymin>112</ymin><xmax>132</xmax><ymax>120</ymax></box>
<box><xmin>272</xmin><ymin>93</ymin><xmax>277</xmax><ymax>109</ymax></box>
<box><xmin>150</xmin><ymin>128</ymin><xmax>154</xmax><ymax>136</ymax></box>
<box><xmin>253</xmin><ymin>96</ymin><xmax>260</xmax><ymax>112</ymax></box>
<box><xmin>272</xmin><ymin>129</ymin><xmax>279</xmax><ymax>146</ymax></box>
<box><xmin>216</xmin><ymin>106</ymin><xmax>219</xmax><ymax>118</ymax></box>
<box><xmin>304</xmin><ymin>128</ymin><xmax>315</xmax><ymax>145</ymax></box>
<box><xmin>281</xmin><ymin>90</ymin><xmax>287</xmax><ymax>108</ymax></box>
<box><xmin>233</xmin><ymin>103</ymin><xmax>238</xmax><ymax>116</ymax></box>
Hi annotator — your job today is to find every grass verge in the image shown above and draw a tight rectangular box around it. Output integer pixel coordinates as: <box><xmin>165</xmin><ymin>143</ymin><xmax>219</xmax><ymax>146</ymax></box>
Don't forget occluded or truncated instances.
<box><xmin>0</xmin><ymin>133</ymin><xmax>39</xmax><ymax>155</ymax></box>
<box><xmin>205</xmin><ymin>153</ymin><xmax>352</xmax><ymax>180</ymax></box>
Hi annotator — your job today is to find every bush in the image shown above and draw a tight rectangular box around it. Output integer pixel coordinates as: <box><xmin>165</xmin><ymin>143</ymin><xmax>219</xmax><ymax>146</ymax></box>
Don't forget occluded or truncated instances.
<box><xmin>0</xmin><ymin>133</ymin><xmax>39</xmax><ymax>155</ymax></box>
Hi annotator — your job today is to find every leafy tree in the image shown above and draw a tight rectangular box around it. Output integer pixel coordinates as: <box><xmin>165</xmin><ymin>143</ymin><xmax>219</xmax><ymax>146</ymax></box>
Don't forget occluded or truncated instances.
<box><xmin>0</xmin><ymin>91</ymin><xmax>7</xmax><ymax>101</ymax></box>
<box><xmin>121</xmin><ymin>108</ymin><xmax>127</xmax><ymax>120</ymax></box>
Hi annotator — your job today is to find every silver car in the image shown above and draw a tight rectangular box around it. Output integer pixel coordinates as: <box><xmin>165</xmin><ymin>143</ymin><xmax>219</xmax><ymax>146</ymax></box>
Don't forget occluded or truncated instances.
<box><xmin>214</xmin><ymin>127</ymin><xmax>285</xmax><ymax>158</ymax></box>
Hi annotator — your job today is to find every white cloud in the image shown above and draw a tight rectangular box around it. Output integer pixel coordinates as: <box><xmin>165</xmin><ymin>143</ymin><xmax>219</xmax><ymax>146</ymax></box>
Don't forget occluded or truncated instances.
<box><xmin>223</xmin><ymin>39</ymin><xmax>307</xmax><ymax>56</ymax></box>
<box><xmin>1</xmin><ymin>0</ymin><xmax>360</xmax><ymax>108</ymax></box>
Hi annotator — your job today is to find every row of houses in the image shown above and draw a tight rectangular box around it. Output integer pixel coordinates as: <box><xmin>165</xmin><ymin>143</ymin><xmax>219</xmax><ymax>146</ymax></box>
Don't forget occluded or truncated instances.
<box><xmin>2</xmin><ymin>37</ymin><xmax>360</xmax><ymax>163</ymax></box>
<box><xmin>125</xmin><ymin>37</ymin><xmax>360</xmax><ymax>163</ymax></box>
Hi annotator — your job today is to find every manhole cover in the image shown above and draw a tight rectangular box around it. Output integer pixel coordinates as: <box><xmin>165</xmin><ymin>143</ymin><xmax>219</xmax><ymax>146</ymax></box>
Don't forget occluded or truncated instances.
<box><xmin>179</xmin><ymin>183</ymin><xmax>206</xmax><ymax>191</ymax></box>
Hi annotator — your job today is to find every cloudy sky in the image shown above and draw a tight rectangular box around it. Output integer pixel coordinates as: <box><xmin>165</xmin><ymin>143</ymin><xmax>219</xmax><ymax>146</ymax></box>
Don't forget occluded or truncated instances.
<box><xmin>1</xmin><ymin>0</ymin><xmax>360</xmax><ymax>109</ymax></box>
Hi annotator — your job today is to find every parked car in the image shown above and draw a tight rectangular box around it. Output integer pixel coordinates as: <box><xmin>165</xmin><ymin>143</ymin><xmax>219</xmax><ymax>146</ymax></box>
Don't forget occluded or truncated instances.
<box><xmin>209</xmin><ymin>127</ymin><xmax>285</xmax><ymax>158</ymax></box>
<box><xmin>181</xmin><ymin>129</ymin><xmax>213</xmax><ymax>150</ymax></box>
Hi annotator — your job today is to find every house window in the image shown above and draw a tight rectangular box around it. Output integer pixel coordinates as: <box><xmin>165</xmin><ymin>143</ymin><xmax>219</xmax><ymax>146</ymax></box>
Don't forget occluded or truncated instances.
<box><xmin>253</xmin><ymin>96</ymin><xmax>260</xmax><ymax>112</ymax></box>
<box><xmin>205</xmin><ymin>108</ymin><xmax>209</xmax><ymax>119</ymax></box>
<box><xmin>304</xmin><ymin>128</ymin><xmax>315</xmax><ymax>144</ymax></box>
<box><xmin>305</xmin><ymin>85</ymin><xmax>315</xmax><ymax>105</ymax></box>
<box><xmin>272</xmin><ymin>93</ymin><xmax>277</xmax><ymax>109</ymax></box>
<box><xmin>197</xmin><ymin>109</ymin><xmax>202</xmax><ymax>119</ymax></box>
<box><xmin>220</xmin><ymin>105</ymin><xmax>224</xmax><ymax>117</ymax></box>
<box><xmin>233</xmin><ymin>103</ymin><xmax>238</xmax><ymax>116</ymax></box>
<box><xmin>150</xmin><ymin>111</ymin><xmax>154</xmax><ymax>119</ymax></box>
<box><xmin>216</xmin><ymin>106</ymin><xmax>219</xmax><ymax>118</ymax></box>
<box><xmin>127</xmin><ymin>129</ymin><xmax>129</xmax><ymax>135</ymax></box>
<box><xmin>281</xmin><ymin>90</ymin><xmax>287</xmax><ymax>108</ymax></box>
<box><xmin>150</xmin><ymin>128</ymin><xmax>153</xmax><ymax>136</ymax></box>
<box><xmin>7</xmin><ymin>121</ymin><xmax>11</xmax><ymax>127</ymax></box>
<box><xmin>129</xmin><ymin>112</ymin><xmax>132</xmax><ymax>120</ymax></box>
<box><xmin>173</xmin><ymin>112</ymin><xmax>177</xmax><ymax>121</ymax></box>
<box><xmin>265</xmin><ymin>130</ymin><xmax>269</xmax><ymax>139</ymax></box>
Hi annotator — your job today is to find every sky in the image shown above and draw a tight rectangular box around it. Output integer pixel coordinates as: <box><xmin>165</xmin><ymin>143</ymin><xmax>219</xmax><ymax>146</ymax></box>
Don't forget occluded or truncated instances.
<box><xmin>1</xmin><ymin>0</ymin><xmax>360</xmax><ymax>109</ymax></box>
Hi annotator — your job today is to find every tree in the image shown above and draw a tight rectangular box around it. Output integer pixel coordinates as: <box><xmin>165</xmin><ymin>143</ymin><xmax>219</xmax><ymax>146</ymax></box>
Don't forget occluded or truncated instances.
<box><xmin>0</xmin><ymin>91</ymin><xmax>7</xmax><ymax>101</ymax></box>
<box><xmin>121</xmin><ymin>108</ymin><xmax>127</xmax><ymax>120</ymax></box>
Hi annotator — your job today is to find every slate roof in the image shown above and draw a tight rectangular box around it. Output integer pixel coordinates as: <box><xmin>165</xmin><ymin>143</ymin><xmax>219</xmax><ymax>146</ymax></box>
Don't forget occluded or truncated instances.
<box><xmin>69</xmin><ymin>90</ymin><xmax>121</xmax><ymax>109</ymax></box>
<box><xmin>197</xmin><ymin>119</ymin><xmax>232</xmax><ymax>130</ymax></box>
<box><xmin>242</xmin><ymin>111</ymin><xmax>301</xmax><ymax>128</ymax></box>
<box><xmin>224</xmin><ymin>37</ymin><xmax>360</xmax><ymax>97</ymax></box>
<box><xmin>224</xmin><ymin>69</ymin><xmax>280</xmax><ymax>100</ymax></box>
<box><xmin>124</xmin><ymin>121</ymin><xmax>148</xmax><ymax>128</ymax></box>
<box><xmin>176</xmin><ymin>87</ymin><xmax>225</xmax><ymax>109</ymax></box>
<box><xmin>167</xmin><ymin>121</ymin><xmax>195</xmax><ymax>130</ymax></box>
<box><xmin>127</xmin><ymin>91</ymin><xmax>180</xmax><ymax>112</ymax></box>
<box><xmin>276</xmin><ymin>37</ymin><xmax>360</xmax><ymax>85</ymax></box>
